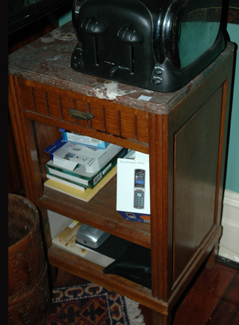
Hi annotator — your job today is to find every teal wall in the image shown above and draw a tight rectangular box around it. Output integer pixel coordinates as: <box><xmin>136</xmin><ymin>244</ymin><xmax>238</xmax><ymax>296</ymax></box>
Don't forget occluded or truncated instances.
<box><xmin>225</xmin><ymin>23</ymin><xmax>239</xmax><ymax>194</ymax></box>
<box><xmin>59</xmin><ymin>12</ymin><xmax>72</xmax><ymax>26</ymax></box>
<box><xmin>59</xmin><ymin>15</ymin><xmax>239</xmax><ymax>193</ymax></box>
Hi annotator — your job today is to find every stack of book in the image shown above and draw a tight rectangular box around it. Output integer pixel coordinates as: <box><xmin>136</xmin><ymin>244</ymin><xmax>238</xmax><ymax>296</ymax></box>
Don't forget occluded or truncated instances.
<box><xmin>44</xmin><ymin>131</ymin><xmax>127</xmax><ymax>202</ymax></box>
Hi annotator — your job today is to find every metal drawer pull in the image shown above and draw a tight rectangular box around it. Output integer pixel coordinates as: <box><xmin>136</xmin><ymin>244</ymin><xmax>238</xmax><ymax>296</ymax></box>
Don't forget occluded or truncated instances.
<box><xmin>69</xmin><ymin>109</ymin><xmax>94</xmax><ymax>120</ymax></box>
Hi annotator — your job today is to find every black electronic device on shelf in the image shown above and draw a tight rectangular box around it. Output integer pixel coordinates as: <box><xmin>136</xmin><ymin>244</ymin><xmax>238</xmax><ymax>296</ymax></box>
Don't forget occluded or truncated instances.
<box><xmin>71</xmin><ymin>0</ymin><xmax>226</xmax><ymax>92</ymax></box>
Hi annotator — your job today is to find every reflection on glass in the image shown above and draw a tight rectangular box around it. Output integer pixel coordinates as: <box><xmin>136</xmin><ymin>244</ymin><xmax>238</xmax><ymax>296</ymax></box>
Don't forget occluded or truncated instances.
<box><xmin>23</xmin><ymin>0</ymin><xmax>39</xmax><ymax>5</ymax></box>
<box><xmin>179</xmin><ymin>22</ymin><xmax>220</xmax><ymax>68</ymax></box>
<box><xmin>178</xmin><ymin>2</ymin><xmax>222</xmax><ymax>68</ymax></box>
<box><xmin>9</xmin><ymin>0</ymin><xmax>40</xmax><ymax>14</ymax></box>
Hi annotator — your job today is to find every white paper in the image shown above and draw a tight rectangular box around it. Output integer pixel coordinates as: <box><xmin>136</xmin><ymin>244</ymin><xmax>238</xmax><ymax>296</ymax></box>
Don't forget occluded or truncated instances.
<box><xmin>138</xmin><ymin>95</ymin><xmax>152</xmax><ymax>101</ymax></box>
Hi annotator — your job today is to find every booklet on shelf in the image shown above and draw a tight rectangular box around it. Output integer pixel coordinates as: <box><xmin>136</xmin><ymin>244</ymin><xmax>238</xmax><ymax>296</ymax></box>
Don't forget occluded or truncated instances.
<box><xmin>44</xmin><ymin>138</ymin><xmax>123</xmax><ymax>173</ymax></box>
<box><xmin>46</xmin><ymin>147</ymin><xmax>127</xmax><ymax>189</ymax></box>
<box><xmin>44</xmin><ymin>166</ymin><xmax>117</xmax><ymax>202</ymax></box>
<box><xmin>52</xmin><ymin>220</ymin><xmax>115</xmax><ymax>267</ymax></box>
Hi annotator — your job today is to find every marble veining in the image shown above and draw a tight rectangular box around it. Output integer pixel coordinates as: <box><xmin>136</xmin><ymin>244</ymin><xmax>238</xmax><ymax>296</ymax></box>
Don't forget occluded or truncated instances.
<box><xmin>8</xmin><ymin>22</ymin><xmax>235</xmax><ymax>114</ymax></box>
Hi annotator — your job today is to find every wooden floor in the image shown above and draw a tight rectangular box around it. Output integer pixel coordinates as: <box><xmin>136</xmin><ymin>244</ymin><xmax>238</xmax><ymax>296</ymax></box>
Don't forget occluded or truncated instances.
<box><xmin>53</xmin><ymin>258</ymin><xmax>239</xmax><ymax>325</ymax></box>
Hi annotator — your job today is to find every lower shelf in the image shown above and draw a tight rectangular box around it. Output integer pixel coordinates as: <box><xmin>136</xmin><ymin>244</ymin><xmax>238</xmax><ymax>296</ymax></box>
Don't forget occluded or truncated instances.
<box><xmin>39</xmin><ymin>175</ymin><xmax>151</xmax><ymax>248</ymax></box>
<box><xmin>48</xmin><ymin>245</ymin><xmax>168</xmax><ymax>314</ymax></box>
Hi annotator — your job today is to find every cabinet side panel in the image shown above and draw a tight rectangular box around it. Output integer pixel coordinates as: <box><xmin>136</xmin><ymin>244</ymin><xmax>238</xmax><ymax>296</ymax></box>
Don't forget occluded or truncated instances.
<box><xmin>214</xmin><ymin>79</ymin><xmax>231</xmax><ymax>226</ymax></box>
<box><xmin>149</xmin><ymin>113</ymin><xmax>163</xmax><ymax>299</ymax></box>
<box><xmin>173</xmin><ymin>88</ymin><xmax>223</xmax><ymax>283</ymax></box>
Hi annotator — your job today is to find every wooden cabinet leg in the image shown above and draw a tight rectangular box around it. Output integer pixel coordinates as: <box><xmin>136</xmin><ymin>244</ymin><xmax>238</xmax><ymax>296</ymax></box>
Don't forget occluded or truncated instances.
<box><xmin>206</xmin><ymin>245</ymin><xmax>219</xmax><ymax>269</ymax></box>
<box><xmin>48</xmin><ymin>264</ymin><xmax>58</xmax><ymax>288</ymax></box>
<box><xmin>152</xmin><ymin>310</ymin><xmax>172</xmax><ymax>325</ymax></box>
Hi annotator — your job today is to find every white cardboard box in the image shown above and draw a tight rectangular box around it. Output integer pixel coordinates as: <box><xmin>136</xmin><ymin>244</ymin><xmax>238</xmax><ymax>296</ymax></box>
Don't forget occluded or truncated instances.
<box><xmin>45</xmin><ymin>138</ymin><xmax>122</xmax><ymax>173</ymax></box>
<box><xmin>116</xmin><ymin>151</ymin><xmax>150</xmax><ymax>223</ymax></box>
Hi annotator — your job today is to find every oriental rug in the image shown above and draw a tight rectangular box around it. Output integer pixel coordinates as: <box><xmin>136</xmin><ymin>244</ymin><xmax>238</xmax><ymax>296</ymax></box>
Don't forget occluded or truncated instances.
<box><xmin>228</xmin><ymin>1</ymin><xmax>239</xmax><ymax>24</ymax></box>
<box><xmin>44</xmin><ymin>282</ymin><xmax>146</xmax><ymax>325</ymax></box>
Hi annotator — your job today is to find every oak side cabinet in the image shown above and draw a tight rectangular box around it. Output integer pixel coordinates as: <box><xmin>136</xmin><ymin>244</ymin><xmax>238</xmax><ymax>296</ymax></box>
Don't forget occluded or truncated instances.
<box><xmin>8</xmin><ymin>23</ymin><xmax>235</xmax><ymax>324</ymax></box>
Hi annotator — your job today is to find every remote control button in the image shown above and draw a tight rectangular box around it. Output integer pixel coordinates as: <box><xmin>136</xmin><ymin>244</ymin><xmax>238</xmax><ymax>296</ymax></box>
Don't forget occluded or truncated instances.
<box><xmin>154</xmin><ymin>68</ymin><xmax>163</xmax><ymax>75</ymax></box>
<box><xmin>153</xmin><ymin>77</ymin><xmax>162</xmax><ymax>85</ymax></box>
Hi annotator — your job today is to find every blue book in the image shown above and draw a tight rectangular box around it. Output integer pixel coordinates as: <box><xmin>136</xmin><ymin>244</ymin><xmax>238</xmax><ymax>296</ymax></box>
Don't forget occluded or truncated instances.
<box><xmin>60</xmin><ymin>129</ymin><xmax>109</xmax><ymax>149</ymax></box>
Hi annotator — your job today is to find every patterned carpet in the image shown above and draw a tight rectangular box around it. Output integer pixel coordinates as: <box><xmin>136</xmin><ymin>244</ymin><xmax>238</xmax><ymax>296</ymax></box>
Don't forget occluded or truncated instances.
<box><xmin>44</xmin><ymin>282</ymin><xmax>145</xmax><ymax>325</ymax></box>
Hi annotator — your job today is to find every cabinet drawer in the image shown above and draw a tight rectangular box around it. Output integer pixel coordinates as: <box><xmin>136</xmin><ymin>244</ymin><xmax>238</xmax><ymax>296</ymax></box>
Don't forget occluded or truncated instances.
<box><xmin>18</xmin><ymin>79</ymin><xmax>149</xmax><ymax>145</ymax></box>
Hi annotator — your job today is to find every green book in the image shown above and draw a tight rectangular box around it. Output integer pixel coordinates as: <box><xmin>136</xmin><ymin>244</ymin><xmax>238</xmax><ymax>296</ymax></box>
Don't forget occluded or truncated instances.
<box><xmin>46</xmin><ymin>147</ymin><xmax>127</xmax><ymax>189</ymax></box>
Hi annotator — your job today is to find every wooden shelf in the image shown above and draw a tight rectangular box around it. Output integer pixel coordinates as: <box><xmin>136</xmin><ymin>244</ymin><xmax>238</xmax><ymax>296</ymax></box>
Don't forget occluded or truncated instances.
<box><xmin>39</xmin><ymin>175</ymin><xmax>151</xmax><ymax>248</ymax></box>
<box><xmin>48</xmin><ymin>245</ymin><xmax>168</xmax><ymax>314</ymax></box>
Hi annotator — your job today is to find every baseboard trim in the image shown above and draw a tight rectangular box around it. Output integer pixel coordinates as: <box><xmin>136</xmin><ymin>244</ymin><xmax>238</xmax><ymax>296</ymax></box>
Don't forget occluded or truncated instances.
<box><xmin>217</xmin><ymin>256</ymin><xmax>239</xmax><ymax>269</ymax></box>
<box><xmin>223</xmin><ymin>189</ymin><xmax>239</xmax><ymax>209</ymax></box>
<box><xmin>219</xmin><ymin>190</ymin><xmax>239</xmax><ymax>264</ymax></box>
